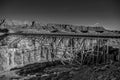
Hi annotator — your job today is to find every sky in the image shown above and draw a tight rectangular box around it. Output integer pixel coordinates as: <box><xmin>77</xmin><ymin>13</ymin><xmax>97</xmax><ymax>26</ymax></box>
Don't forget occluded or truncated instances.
<box><xmin>0</xmin><ymin>0</ymin><xmax>120</xmax><ymax>30</ymax></box>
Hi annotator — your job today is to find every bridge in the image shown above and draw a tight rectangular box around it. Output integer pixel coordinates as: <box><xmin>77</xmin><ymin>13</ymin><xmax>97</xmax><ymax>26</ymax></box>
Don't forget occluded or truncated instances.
<box><xmin>0</xmin><ymin>32</ymin><xmax>119</xmax><ymax>72</ymax></box>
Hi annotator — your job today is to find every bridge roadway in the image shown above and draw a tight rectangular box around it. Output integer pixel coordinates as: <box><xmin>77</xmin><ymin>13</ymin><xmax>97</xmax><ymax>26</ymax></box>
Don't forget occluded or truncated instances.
<box><xmin>2</xmin><ymin>32</ymin><xmax>120</xmax><ymax>38</ymax></box>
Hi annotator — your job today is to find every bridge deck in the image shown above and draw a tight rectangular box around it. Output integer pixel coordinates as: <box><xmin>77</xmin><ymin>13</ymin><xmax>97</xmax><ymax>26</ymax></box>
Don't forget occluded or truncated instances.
<box><xmin>7</xmin><ymin>32</ymin><xmax>120</xmax><ymax>38</ymax></box>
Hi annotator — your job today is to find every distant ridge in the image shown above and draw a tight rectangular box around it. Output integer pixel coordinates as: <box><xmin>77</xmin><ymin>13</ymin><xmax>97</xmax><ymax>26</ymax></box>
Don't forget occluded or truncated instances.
<box><xmin>0</xmin><ymin>19</ymin><xmax>119</xmax><ymax>36</ymax></box>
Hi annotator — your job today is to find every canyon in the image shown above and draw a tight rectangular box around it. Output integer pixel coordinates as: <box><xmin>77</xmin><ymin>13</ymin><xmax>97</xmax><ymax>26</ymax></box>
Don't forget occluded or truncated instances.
<box><xmin>0</xmin><ymin>19</ymin><xmax>120</xmax><ymax>80</ymax></box>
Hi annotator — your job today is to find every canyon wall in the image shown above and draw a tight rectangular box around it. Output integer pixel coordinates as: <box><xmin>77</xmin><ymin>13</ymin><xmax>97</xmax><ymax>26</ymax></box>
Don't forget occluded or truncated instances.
<box><xmin>0</xmin><ymin>34</ymin><xmax>120</xmax><ymax>72</ymax></box>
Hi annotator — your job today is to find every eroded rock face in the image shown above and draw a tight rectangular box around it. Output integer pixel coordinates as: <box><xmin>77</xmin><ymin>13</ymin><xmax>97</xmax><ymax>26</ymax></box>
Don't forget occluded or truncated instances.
<box><xmin>0</xmin><ymin>34</ymin><xmax>120</xmax><ymax>72</ymax></box>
